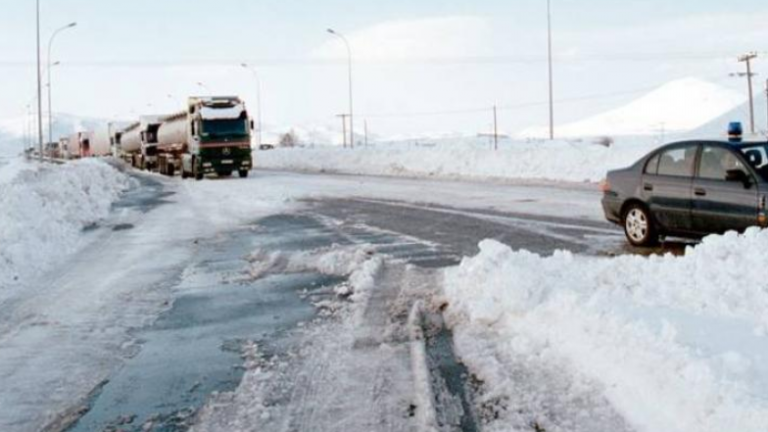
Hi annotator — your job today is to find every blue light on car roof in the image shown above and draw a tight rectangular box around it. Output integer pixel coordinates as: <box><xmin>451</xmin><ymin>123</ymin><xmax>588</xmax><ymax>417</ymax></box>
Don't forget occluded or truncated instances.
<box><xmin>728</xmin><ymin>122</ymin><xmax>743</xmax><ymax>143</ymax></box>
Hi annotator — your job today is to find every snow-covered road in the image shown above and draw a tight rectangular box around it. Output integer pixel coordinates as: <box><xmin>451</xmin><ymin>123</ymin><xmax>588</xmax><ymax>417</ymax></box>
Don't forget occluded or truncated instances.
<box><xmin>2</xmin><ymin>164</ymin><xmax>763</xmax><ymax>432</ymax></box>
<box><xmin>0</xmin><ymin>166</ymin><xmax>614</xmax><ymax>432</ymax></box>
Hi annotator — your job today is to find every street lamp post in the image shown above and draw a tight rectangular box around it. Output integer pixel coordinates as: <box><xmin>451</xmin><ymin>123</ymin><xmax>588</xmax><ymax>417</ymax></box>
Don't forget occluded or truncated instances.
<box><xmin>546</xmin><ymin>0</ymin><xmax>555</xmax><ymax>141</ymax></box>
<box><xmin>36</xmin><ymin>0</ymin><xmax>43</xmax><ymax>161</ymax></box>
<box><xmin>327</xmin><ymin>28</ymin><xmax>354</xmax><ymax>149</ymax></box>
<box><xmin>241</xmin><ymin>63</ymin><xmax>263</xmax><ymax>147</ymax></box>
<box><xmin>47</xmin><ymin>22</ymin><xmax>77</xmax><ymax>148</ymax></box>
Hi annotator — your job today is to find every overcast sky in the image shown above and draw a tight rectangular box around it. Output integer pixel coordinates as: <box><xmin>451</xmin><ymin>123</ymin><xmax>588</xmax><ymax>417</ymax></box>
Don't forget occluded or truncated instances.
<box><xmin>2</xmin><ymin>0</ymin><xmax>768</xmax><ymax>138</ymax></box>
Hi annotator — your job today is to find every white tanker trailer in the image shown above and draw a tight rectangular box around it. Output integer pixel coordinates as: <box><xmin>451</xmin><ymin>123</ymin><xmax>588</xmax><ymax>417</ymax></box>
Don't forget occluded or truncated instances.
<box><xmin>64</xmin><ymin>131</ymin><xmax>92</xmax><ymax>159</ymax></box>
<box><xmin>156</xmin><ymin>96</ymin><xmax>253</xmax><ymax>179</ymax></box>
<box><xmin>118</xmin><ymin>116</ymin><xmax>162</xmax><ymax>169</ymax></box>
<box><xmin>89</xmin><ymin>127</ymin><xmax>113</xmax><ymax>157</ymax></box>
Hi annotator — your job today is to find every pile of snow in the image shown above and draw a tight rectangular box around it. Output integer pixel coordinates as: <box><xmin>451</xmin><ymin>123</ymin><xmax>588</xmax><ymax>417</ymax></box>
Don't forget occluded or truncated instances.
<box><xmin>521</xmin><ymin>78</ymin><xmax>746</xmax><ymax>139</ymax></box>
<box><xmin>0</xmin><ymin>159</ymin><xmax>133</xmax><ymax>288</ymax></box>
<box><xmin>256</xmin><ymin>138</ymin><xmax>656</xmax><ymax>183</ymax></box>
<box><xmin>247</xmin><ymin>245</ymin><xmax>382</xmax><ymax>299</ymax></box>
<box><xmin>443</xmin><ymin>232</ymin><xmax>768</xmax><ymax>432</ymax></box>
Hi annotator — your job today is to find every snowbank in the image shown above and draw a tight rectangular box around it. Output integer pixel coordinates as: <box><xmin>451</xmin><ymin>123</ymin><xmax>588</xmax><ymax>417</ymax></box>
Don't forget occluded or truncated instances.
<box><xmin>444</xmin><ymin>231</ymin><xmax>768</xmax><ymax>432</ymax></box>
<box><xmin>256</xmin><ymin>139</ymin><xmax>655</xmax><ymax>183</ymax></box>
<box><xmin>0</xmin><ymin>159</ymin><xmax>133</xmax><ymax>288</ymax></box>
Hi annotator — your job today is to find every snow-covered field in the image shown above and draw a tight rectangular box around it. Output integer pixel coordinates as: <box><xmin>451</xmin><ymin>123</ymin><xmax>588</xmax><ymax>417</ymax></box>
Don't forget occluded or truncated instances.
<box><xmin>256</xmin><ymin>138</ymin><xmax>657</xmax><ymax>184</ymax></box>
<box><xmin>0</xmin><ymin>158</ymin><xmax>133</xmax><ymax>290</ymax></box>
<box><xmin>444</xmin><ymin>231</ymin><xmax>768</xmax><ymax>432</ymax></box>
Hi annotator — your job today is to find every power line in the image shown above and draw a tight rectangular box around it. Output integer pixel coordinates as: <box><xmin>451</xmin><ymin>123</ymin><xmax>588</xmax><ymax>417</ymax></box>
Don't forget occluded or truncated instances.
<box><xmin>1</xmin><ymin>51</ymin><xmax>767</xmax><ymax>69</ymax></box>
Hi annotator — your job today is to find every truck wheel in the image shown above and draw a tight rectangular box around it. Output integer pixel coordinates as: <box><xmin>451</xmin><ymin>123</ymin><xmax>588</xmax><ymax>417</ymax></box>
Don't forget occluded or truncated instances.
<box><xmin>193</xmin><ymin>160</ymin><xmax>203</xmax><ymax>181</ymax></box>
<box><xmin>623</xmin><ymin>204</ymin><xmax>658</xmax><ymax>247</ymax></box>
<box><xmin>238</xmin><ymin>169</ymin><xmax>249</xmax><ymax>178</ymax></box>
<box><xmin>167</xmin><ymin>164</ymin><xmax>175</xmax><ymax>177</ymax></box>
<box><xmin>181</xmin><ymin>169</ymin><xmax>188</xmax><ymax>179</ymax></box>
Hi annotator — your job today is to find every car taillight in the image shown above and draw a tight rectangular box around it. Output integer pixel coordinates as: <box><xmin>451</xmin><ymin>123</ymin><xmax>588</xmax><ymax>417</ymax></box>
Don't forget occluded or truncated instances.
<box><xmin>599</xmin><ymin>179</ymin><xmax>611</xmax><ymax>193</ymax></box>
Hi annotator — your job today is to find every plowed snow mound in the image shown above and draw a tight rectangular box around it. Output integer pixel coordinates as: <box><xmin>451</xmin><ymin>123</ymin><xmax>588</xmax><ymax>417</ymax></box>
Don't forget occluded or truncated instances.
<box><xmin>0</xmin><ymin>159</ymin><xmax>133</xmax><ymax>288</ymax></box>
<box><xmin>445</xmin><ymin>230</ymin><xmax>768</xmax><ymax>432</ymax></box>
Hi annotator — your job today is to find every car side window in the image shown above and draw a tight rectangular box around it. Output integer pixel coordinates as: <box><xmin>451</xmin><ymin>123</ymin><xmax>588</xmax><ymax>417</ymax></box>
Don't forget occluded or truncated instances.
<box><xmin>644</xmin><ymin>154</ymin><xmax>660</xmax><ymax>175</ymax></box>
<box><xmin>657</xmin><ymin>146</ymin><xmax>697</xmax><ymax>177</ymax></box>
<box><xmin>698</xmin><ymin>146</ymin><xmax>748</xmax><ymax>181</ymax></box>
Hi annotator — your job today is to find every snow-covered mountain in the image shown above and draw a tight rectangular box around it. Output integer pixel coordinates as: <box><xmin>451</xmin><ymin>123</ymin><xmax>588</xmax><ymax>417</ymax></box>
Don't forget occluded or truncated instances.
<box><xmin>688</xmin><ymin>96</ymin><xmax>768</xmax><ymax>140</ymax></box>
<box><xmin>519</xmin><ymin>78</ymin><xmax>747</xmax><ymax>139</ymax></box>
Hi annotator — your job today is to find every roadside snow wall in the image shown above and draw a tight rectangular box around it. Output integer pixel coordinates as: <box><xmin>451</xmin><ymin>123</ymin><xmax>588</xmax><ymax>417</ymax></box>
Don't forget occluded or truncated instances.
<box><xmin>444</xmin><ymin>231</ymin><xmax>768</xmax><ymax>432</ymax></box>
<box><xmin>256</xmin><ymin>139</ymin><xmax>656</xmax><ymax>183</ymax></box>
<box><xmin>0</xmin><ymin>159</ymin><xmax>133</xmax><ymax>288</ymax></box>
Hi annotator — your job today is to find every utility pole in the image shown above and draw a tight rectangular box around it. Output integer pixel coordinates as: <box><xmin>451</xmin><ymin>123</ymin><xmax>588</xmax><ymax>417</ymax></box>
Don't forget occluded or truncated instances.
<box><xmin>493</xmin><ymin>105</ymin><xmax>499</xmax><ymax>151</ymax></box>
<box><xmin>546</xmin><ymin>0</ymin><xmax>555</xmax><ymax>140</ymax></box>
<box><xmin>364</xmin><ymin>120</ymin><xmax>369</xmax><ymax>147</ymax></box>
<box><xmin>738</xmin><ymin>52</ymin><xmax>758</xmax><ymax>135</ymax></box>
<box><xmin>337</xmin><ymin>114</ymin><xmax>349</xmax><ymax>148</ymax></box>
<box><xmin>36</xmin><ymin>0</ymin><xmax>44</xmax><ymax>161</ymax></box>
<box><xmin>765</xmin><ymin>79</ymin><xmax>768</xmax><ymax>134</ymax></box>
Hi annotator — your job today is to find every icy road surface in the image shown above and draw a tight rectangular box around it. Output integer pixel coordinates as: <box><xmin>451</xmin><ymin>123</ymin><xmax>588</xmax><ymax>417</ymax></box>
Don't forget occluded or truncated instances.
<box><xmin>0</xmin><ymin>168</ymin><xmax>665</xmax><ymax>432</ymax></box>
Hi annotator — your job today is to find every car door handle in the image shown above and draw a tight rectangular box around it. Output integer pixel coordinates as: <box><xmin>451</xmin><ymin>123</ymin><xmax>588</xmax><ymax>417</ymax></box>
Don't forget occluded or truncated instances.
<box><xmin>643</xmin><ymin>183</ymin><xmax>653</xmax><ymax>192</ymax></box>
<box><xmin>694</xmin><ymin>188</ymin><xmax>707</xmax><ymax>197</ymax></box>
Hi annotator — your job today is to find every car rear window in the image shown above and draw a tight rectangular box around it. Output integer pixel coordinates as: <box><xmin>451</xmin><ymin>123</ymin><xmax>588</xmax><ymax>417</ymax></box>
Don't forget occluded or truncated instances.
<box><xmin>644</xmin><ymin>154</ymin><xmax>660</xmax><ymax>175</ymax></box>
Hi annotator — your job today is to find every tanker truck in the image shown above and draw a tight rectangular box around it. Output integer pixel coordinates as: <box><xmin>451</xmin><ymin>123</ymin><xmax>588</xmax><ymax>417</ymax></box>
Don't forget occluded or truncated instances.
<box><xmin>157</xmin><ymin>96</ymin><xmax>253</xmax><ymax>180</ymax></box>
<box><xmin>64</xmin><ymin>131</ymin><xmax>92</xmax><ymax>159</ymax></box>
<box><xmin>119</xmin><ymin>116</ymin><xmax>162</xmax><ymax>169</ymax></box>
<box><xmin>89</xmin><ymin>127</ymin><xmax>113</xmax><ymax>157</ymax></box>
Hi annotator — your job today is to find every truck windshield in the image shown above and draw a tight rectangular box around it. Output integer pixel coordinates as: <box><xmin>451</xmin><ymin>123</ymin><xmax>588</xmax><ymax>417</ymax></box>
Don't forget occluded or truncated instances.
<box><xmin>738</xmin><ymin>144</ymin><xmax>768</xmax><ymax>181</ymax></box>
<box><xmin>201</xmin><ymin>119</ymin><xmax>248</xmax><ymax>140</ymax></box>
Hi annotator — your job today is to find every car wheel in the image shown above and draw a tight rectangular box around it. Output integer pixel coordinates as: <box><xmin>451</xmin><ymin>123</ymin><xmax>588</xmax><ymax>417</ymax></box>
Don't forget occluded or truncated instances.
<box><xmin>623</xmin><ymin>204</ymin><xmax>658</xmax><ymax>247</ymax></box>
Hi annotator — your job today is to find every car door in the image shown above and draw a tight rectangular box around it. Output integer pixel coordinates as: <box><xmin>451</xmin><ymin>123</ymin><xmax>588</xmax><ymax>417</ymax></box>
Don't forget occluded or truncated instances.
<box><xmin>691</xmin><ymin>144</ymin><xmax>759</xmax><ymax>234</ymax></box>
<box><xmin>642</xmin><ymin>144</ymin><xmax>698</xmax><ymax>233</ymax></box>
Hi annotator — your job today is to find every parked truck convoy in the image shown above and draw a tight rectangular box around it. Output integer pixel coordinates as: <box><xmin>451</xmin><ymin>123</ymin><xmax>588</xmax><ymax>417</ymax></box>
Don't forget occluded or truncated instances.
<box><xmin>42</xmin><ymin>95</ymin><xmax>253</xmax><ymax>180</ymax></box>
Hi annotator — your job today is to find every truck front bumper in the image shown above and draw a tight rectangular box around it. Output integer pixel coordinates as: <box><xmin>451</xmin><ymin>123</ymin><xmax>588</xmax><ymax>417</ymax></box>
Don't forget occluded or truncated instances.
<box><xmin>201</xmin><ymin>157</ymin><xmax>252</xmax><ymax>174</ymax></box>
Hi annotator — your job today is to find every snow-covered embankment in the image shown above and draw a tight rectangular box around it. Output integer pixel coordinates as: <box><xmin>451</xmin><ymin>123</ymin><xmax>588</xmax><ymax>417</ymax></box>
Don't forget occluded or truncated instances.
<box><xmin>0</xmin><ymin>159</ymin><xmax>133</xmax><ymax>288</ymax></box>
<box><xmin>443</xmin><ymin>231</ymin><xmax>768</xmax><ymax>431</ymax></box>
<box><xmin>256</xmin><ymin>140</ymin><xmax>655</xmax><ymax>184</ymax></box>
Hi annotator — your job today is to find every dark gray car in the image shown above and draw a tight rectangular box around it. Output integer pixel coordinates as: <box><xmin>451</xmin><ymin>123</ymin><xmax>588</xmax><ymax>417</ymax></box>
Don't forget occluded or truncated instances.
<box><xmin>602</xmin><ymin>140</ymin><xmax>768</xmax><ymax>246</ymax></box>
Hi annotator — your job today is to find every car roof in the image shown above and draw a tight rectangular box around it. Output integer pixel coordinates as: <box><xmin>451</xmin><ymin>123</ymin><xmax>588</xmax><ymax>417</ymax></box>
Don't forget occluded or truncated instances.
<box><xmin>660</xmin><ymin>139</ymin><xmax>768</xmax><ymax>149</ymax></box>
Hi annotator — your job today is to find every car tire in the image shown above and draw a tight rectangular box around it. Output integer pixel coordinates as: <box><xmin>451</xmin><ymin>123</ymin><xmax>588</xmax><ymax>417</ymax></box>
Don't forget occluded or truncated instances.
<box><xmin>623</xmin><ymin>204</ymin><xmax>658</xmax><ymax>247</ymax></box>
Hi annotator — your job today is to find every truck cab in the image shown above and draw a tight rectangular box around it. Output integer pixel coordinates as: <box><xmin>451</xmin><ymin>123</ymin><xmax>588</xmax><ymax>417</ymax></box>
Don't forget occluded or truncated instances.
<box><xmin>179</xmin><ymin>96</ymin><xmax>253</xmax><ymax>179</ymax></box>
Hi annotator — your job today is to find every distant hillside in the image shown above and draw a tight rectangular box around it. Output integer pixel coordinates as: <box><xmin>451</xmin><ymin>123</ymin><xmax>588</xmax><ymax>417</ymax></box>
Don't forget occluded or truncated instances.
<box><xmin>687</xmin><ymin>98</ymin><xmax>768</xmax><ymax>140</ymax></box>
<box><xmin>519</xmin><ymin>78</ymin><xmax>747</xmax><ymax>139</ymax></box>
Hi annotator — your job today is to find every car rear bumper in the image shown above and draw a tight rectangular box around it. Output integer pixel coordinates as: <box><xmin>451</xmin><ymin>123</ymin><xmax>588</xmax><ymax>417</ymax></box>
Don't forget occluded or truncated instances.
<box><xmin>601</xmin><ymin>195</ymin><xmax>623</xmax><ymax>225</ymax></box>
